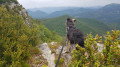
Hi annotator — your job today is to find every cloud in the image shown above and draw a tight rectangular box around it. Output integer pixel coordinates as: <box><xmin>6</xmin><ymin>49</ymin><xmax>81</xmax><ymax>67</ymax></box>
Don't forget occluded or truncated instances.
<box><xmin>18</xmin><ymin>0</ymin><xmax>120</xmax><ymax>9</ymax></box>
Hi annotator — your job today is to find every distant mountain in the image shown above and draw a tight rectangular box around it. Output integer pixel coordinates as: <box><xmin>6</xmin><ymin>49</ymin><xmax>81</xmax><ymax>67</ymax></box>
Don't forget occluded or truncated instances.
<box><xmin>28</xmin><ymin>3</ymin><xmax>120</xmax><ymax>27</ymax></box>
<box><xmin>41</xmin><ymin>15</ymin><xmax>112</xmax><ymax>36</ymax></box>
<box><xmin>48</xmin><ymin>3</ymin><xmax>120</xmax><ymax>25</ymax></box>
<box><xmin>47</xmin><ymin>8</ymin><xmax>96</xmax><ymax>18</ymax></box>
<box><xmin>95</xmin><ymin>3</ymin><xmax>120</xmax><ymax>24</ymax></box>
<box><xmin>27</xmin><ymin>10</ymin><xmax>48</xmax><ymax>19</ymax></box>
<box><xmin>28</xmin><ymin>7</ymin><xmax>91</xmax><ymax>14</ymax></box>
<box><xmin>47</xmin><ymin>3</ymin><xmax>120</xmax><ymax>24</ymax></box>
<box><xmin>27</xmin><ymin>7</ymin><xmax>100</xmax><ymax>18</ymax></box>
<box><xmin>75</xmin><ymin>3</ymin><xmax>120</xmax><ymax>24</ymax></box>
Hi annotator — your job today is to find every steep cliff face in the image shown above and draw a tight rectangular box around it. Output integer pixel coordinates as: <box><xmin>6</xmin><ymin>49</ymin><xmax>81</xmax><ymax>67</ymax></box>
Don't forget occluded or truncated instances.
<box><xmin>1</xmin><ymin>1</ymin><xmax>31</xmax><ymax>25</ymax></box>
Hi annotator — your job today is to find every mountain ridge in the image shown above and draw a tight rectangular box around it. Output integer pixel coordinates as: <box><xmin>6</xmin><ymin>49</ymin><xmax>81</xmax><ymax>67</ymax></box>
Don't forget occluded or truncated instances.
<box><xmin>41</xmin><ymin>15</ymin><xmax>112</xmax><ymax>36</ymax></box>
<box><xmin>27</xmin><ymin>10</ymin><xmax>48</xmax><ymax>19</ymax></box>
<box><xmin>28</xmin><ymin>3</ymin><xmax>120</xmax><ymax>25</ymax></box>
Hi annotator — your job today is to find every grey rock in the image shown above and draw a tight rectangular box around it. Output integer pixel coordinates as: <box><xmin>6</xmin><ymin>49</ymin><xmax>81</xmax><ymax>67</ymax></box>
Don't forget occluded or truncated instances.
<box><xmin>38</xmin><ymin>43</ymin><xmax>55</xmax><ymax>67</ymax></box>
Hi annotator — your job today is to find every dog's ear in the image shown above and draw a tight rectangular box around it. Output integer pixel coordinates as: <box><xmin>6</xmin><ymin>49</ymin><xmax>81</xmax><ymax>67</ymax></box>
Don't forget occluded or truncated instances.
<box><xmin>67</xmin><ymin>18</ymin><xmax>71</xmax><ymax>21</ymax></box>
<box><xmin>72</xmin><ymin>19</ymin><xmax>76</xmax><ymax>22</ymax></box>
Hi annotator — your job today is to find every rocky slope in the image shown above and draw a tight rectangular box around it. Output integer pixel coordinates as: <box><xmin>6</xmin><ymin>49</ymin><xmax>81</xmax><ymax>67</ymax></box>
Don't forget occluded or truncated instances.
<box><xmin>29</xmin><ymin>42</ymin><xmax>104</xmax><ymax>67</ymax></box>
<box><xmin>1</xmin><ymin>1</ymin><xmax>31</xmax><ymax>25</ymax></box>
<box><xmin>38</xmin><ymin>43</ymin><xmax>55</xmax><ymax>67</ymax></box>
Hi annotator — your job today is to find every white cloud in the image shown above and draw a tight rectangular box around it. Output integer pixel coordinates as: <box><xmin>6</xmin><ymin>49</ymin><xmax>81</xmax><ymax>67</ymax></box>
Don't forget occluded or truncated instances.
<box><xmin>17</xmin><ymin>0</ymin><xmax>120</xmax><ymax>9</ymax></box>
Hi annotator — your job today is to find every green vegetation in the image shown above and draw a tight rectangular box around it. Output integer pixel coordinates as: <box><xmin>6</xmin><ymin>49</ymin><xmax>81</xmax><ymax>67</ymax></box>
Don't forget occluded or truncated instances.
<box><xmin>41</xmin><ymin>15</ymin><xmax>70</xmax><ymax>36</ymax></box>
<box><xmin>69</xmin><ymin>30</ymin><xmax>120</xmax><ymax>67</ymax></box>
<box><xmin>0</xmin><ymin>5</ymin><xmax>62</xmax><ymax>67</ymax></box>
<box><xmin>42</xmin><ymin>65</ymin><xmax>48</xmax><ymax>67</ymax></box>
<box><xmin>36</xmin><ymin>20</ymin><xmax>62</xmax><ymax>43</ymax></box>
<box><xmin>0</xmin><ymin>0</ymin><xmax>18</xmax><ymax>4</ymax></box>
<box><xmin>41</xmin><ymin>15</ymin><xmax>112</xmax><ymax>36</ymax></box>
<box><xmin>0</xmin><ymin>6</ymin><xmax>39</xmax><ymax>67</ymax></box>
<box><xmin>55</xmin><ymin>58</ymin><xmax>64</xmax><ymax>67</ymax></box>
<box><xmin>75</xmin><ymin>18</ymin><xmax>112</xmax><ymax>35</ymax></box>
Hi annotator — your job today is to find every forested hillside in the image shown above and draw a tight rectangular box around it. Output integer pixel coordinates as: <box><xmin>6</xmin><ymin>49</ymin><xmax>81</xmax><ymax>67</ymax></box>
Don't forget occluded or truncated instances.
<box><xmin>0</xmin><ymin>1</ymin><xmax>62</xmax><ymax>67</ymax></box>
<box><xmin>41</xmin><ymin>15</ymin><xmax>112</xmax><ymax>36</ymax></box>
<box><xmin>77</xmin><ymin>3</ymin><xmax>120</xmax><ymax>24</ymax></box>
<box><xmin>27</xmin><ymin>10</ymin><xmax>48</xmax><ymax>19</ymax></box>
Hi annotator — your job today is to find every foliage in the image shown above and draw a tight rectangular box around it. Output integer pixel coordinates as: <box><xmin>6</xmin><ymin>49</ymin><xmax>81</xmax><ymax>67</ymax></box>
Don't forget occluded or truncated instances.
<box><xmin>0</xmin><ymin>6</ymin><xmax>40</xmax><ymax>67</ymax></box>
<box><xmin>42</xmin><ymin>65</ymin><xmax>48</xmax><ymax>67</ymax></box>
<box><xmin>21</xmin><ymin>62</ymin><xmax>31</xmax><ymax>67</ymax></box>
<box><xmin>103</xmin><ymin>30</ymin><xmax>120</xmax><ymax>66</ymax></box>
<box><xmin>0</xmin><ymin>4</ymin><xmax>62</xmax><ymax>67</ymax></box>
<box><xmin>29</xmin><ymin>47</ymin><xmax>39</xmax><ymax>55</ymax></box>
<box><xmin>69</xmin><ymin>30</ymin><xmax>120</xmax><ymax>67</ymax></box>
<box><xmin>34</xmin><ymin>19</ymin><xmax>62</xmax><ymax>43</ymax></box>
<box><xmin>55</xmin><ymin>58</ymin><xmax>64</xmax><ymax>67</ymax></box>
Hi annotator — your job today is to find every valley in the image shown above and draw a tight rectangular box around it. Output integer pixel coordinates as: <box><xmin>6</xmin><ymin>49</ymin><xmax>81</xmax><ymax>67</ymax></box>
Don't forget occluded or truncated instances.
<box><xmin>41</xmin><ymin>15</ymin><xmax>112</xmax><ymax>36</ymax></box>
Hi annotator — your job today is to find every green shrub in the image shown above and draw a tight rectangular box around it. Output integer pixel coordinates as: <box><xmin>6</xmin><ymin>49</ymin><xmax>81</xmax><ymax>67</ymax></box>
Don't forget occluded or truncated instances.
<box><xmin>42</xmin><ymin>65</ymin><xmax>48</xmax><ymax>67</ymax></box>
<box><xmin>0</xmin><ymin>6</ymin><xmax>39</xmax><ymax>67</ymax></box>
<box><xmin>55</xmin><ymin>58</ymin><xmax>64</xmax><ymax>67</ymax></box>
<box><xmin>21</xmin><ymin>62</ymin><xmax>31</xmax><ymax>67</ymax></box>
<box><xmin>51</xmin><ymin>50</ymin><xmax>56</xmax><ymax>54</ymax></box>
<box><xmin>69</xmin><ymin>30</ymin><xmax>120</xmax><ymax>67</ymax></box>
<box><xmin>29</xmin><ymin>47</ymin><xmax>39</xmax><ymax>55</ymax></box>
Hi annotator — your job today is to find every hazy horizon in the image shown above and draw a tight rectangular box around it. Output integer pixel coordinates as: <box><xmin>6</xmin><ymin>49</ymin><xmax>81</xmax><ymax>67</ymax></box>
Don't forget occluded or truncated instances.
<box><xmin>18</xmin><ymin>0</ymin><xmax>120</xmax><ymax>9</ymax></box>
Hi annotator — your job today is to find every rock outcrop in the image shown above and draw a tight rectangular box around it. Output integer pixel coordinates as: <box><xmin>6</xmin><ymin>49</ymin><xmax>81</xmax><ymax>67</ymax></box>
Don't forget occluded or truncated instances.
<box><xmin>37</xmin><ymin>43</ymin><xmax>55</xmax><ymax>67</ymax></box>
<box><xmin>34</xmin><ymin>42</ymin><xmax>73</xmax><ymax>67</ymax></box>
<box><xmin>2</xmin><ymin>2</ymin><xmax>31</xmax><ymax>25</ymax></box>
<box><xmin>31</xmin><ymin>42</ymin><xmax>106</xmax><ymax>67</ymax></box>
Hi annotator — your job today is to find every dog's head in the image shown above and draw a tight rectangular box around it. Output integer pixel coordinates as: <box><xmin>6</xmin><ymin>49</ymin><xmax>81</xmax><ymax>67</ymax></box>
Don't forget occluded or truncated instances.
<box><xmin>67</xmin><ymin>18</ymin><xmax>76</xmax><ymax>23</ymax></box>
<box><xmin>72</xmin><ymin>19</ymin><xmax>76</xmax><ymax>23</ymax></box>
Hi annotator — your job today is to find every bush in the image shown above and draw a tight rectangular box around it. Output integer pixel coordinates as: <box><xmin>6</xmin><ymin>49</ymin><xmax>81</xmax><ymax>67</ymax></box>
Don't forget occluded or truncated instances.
<box><xmin>21</xmin><ymin>62</ymin><xmax>31</xmax><ymax>67</ymax></box>
<box><xmin>29</xmin><ymin>47</ymin><xmax>39</xmax><ymax>55</ymax></box>
<box><xmin>55</xmin><ymin>58</ymin><xmax>64</xmax><ymax>67</ymax></box>
<box><xmin>69</xmin><ymin>30</ymin><xmax>120</xmax><ymax>67</ymax></box>
<box><xmin>42</xmin><ymin>65</ymin><xmax>48</xmax><ymax>67</ymax></box>
<box><xmin>0</xmin><ymin>6</ymin><xmax>40</xmax><ymax>67</ymax></box>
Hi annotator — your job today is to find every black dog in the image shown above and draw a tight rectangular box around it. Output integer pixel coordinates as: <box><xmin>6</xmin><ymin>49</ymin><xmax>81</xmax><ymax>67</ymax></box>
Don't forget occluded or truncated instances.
<box><xmin>66</xmin><ymin>18</ymin><xmax>84</xmax><ymax>49</ymax></box>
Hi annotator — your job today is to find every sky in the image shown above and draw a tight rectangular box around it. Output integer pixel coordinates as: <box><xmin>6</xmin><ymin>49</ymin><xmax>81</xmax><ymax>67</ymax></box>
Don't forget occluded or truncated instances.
<box><xmin>17</xmin><ymin>0</ymin><xmax>120</xmax><ymax>9</ymax></box>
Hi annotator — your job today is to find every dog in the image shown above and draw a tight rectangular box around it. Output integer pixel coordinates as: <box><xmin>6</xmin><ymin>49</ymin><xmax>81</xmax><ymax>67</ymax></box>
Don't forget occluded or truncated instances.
<box><xmin>65</xmin><ymin>18</ymin><xmax>84</xmax><ymax>51</ymax></box>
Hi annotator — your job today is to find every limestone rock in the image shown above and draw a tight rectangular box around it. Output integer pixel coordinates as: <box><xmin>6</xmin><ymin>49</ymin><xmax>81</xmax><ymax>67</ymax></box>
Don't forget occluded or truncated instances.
<box><xmin>38</xmin><ymin>43</ymin><xmax>55</xmax><ymax>67</ymax></box>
